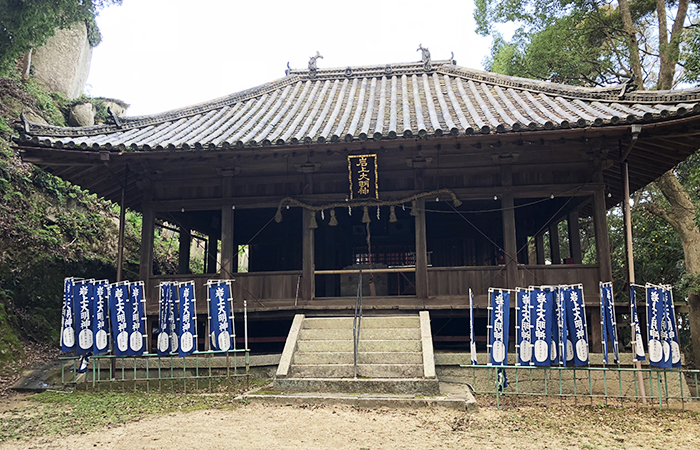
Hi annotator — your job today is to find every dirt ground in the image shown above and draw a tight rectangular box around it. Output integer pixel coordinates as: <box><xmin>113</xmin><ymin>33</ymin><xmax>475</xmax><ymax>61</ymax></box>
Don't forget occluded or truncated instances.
<box><xmin>2</xmin><ymin>396</ymin><xmax>700</xmax><ymax>450</ymax></box>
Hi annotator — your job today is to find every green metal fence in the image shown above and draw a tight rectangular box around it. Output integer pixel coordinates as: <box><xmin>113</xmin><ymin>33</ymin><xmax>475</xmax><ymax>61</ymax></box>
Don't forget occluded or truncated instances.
<box><xmin>61</xmin><ymin>349</ymin><xmax>249</xmax><ymax>393</ymax></box>
<box><xmin>459</xmin><ymin>364</ymin><xmax>700</xmax><ymax>410</ymax></box>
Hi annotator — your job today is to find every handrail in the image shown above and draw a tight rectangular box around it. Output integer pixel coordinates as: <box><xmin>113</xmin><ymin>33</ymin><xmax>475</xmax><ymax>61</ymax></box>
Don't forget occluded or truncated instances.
<box><xmin>352</xmin><ymin>269</ymin><xmax>363</xmax><ymax>379</ymax></box>
<box><xmin>315</xmin><ymin>267</ymin><xmax>415</xmax><ymax>275</ymax></box>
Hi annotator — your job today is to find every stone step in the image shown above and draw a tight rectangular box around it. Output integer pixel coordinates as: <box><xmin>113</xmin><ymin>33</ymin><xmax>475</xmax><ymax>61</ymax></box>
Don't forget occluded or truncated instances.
<box><xmin>299</xmin><ymin>327</ymin><xmax>421</xmax><ymax>341</ymax></box>
<box><xmin>293</xmin><ymin>351</ymin><xmax>423</xmax><ymax>365</ymax></box>
<box><xmin>242</xmin><ymin>393</ymin><xmax>470</xmax><ymax>411</ymax></box>
<box><xmin>274</xmin><ymin>377</ymin><xmax>440</xmax><ymax>395</ymax></box>
<box><xmin>302</xmin><ymin>316</ymin><xmax>420</xmax><ymax>329</ymax></box>
<box><xmin>289</xmin><ymin>363</ymin><xmax>425</xmax><ymax>379</ymax></box>
<box><xmin>296</xmin><ymin>339</ymin><xmax>422</xmax><ymax>353</ymax></box>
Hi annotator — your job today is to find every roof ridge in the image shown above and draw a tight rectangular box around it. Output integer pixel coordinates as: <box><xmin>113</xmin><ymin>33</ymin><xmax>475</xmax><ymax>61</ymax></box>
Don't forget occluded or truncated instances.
<box><xmin>19</xmin><ymin>59</ymin><xmax>700</xmax><ymax>141</ymax></box>
<box><xmin>23</xmin><ymin>75</ymin><xmax>303</xmax><ymax>138</ymax></box>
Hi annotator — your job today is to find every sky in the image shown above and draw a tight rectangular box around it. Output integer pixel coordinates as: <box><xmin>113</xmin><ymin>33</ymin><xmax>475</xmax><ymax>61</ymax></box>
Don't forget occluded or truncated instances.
<box><xmin>85</xmin><ymin>0</ymin><xmax>498</xmax><ymax>117</ymax></box>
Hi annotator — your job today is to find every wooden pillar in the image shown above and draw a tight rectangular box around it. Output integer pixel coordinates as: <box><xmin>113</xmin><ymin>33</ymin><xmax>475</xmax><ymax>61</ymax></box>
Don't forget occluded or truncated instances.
<box><xmin>567</xmin><ymin>211</ymin><xmax>582</xmax><ymax>264</ymax></box>
<box><xmin>116</xmin><ymin>167</ymin><xmax>128</xmax><ymax>282</ymax></box>
<box><xmin>220</xmin><ymin>176</ymin><xmax>234</xmax><ymax>278</ymax></box>
<box><xmin>139</xmin><ymin>204</ymin><xmax>155</xmax><ymax>283</ymax></box>
<box><xmin>549</xmin><ymin>221</ymin><xmax>561</xmax><ymax>264</ymax></box>
<box><xmin>302</xmin><ymin>209</ymin><xmax>315</xmax><ymax>301</ymax></box>
<box><xmin>593</xmin><ymin>189</ymin><xmax>613</xmax><ymax>282</ymax></box>
<box><xmin>207</xmin><ymin>236</ymin><xmax>218</xmax><ymax>274</ymax></box>
<box><xmin>516</xmin><ymin>234</ymin><xmax>529</xmax><ymax>264</ymax></box>
<box><xmin>500</xmin><ymin>165</ymin><xmax>518</xmax><ymax>287</ymax></box>
<box><xmin>535</xmin><ymin>233</ymin><xmax>545</xmax><ymax>265</ymax></box>
<box><xmin>324</xmin><ymin>226</ymin><xmax>337</xmax><ymax>296</ymax></box>
<box><xmin>178</xmin><ymin>227</ymin><xmax>191</xmax><ymax>274</ymax></box>
<box><xmin>414</xmin><ymin>198</ymin><xmax>428</xmax><ymax>299</ymax></box>
<box><xmin>622</xmin><ymin>161</ymin><xmax>635</xmax><ymax>284</ymax></box>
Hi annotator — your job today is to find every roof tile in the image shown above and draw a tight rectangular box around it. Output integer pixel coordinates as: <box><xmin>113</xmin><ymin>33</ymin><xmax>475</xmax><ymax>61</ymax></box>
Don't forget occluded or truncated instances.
<box><xmin>20</xmin><ymin>60</ymin><xmax>700</xmax><ymax>150</ymax></box>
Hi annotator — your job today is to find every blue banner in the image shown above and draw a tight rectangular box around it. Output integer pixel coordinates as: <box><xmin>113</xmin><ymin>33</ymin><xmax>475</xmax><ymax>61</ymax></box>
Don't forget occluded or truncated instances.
<box><xmin>209</xmin><ymin>282</ymin><xmax>234</xmax><ymax>351</ymax></box>
<box><xmin>61</xmin><ymin>278</ymin><xmax>77</xmax><ymax>352</ymax></box>
<box><xmin>168</xmin><ymin>283</ymin><xmax>179</xmax><ymax>353</ymax></box>
<box><xmin>73</xmin><ymin>279</ymin><xmax>94</xmax><ymax>354</ymax></box>
<box><xmin>516</xmin><ymin>289</ymin><xmax>533</xmax><ymax>366</ymax></box>
<box><xmin>647</xmin><ymin>286</ymin><xmax>667</xmax><ymax>368</ymax></box>
<box><xmin>550</xmin><ymin>288</ymin><xmax>561</xmax><ymax>365</ymax></box>
<box><xmin>92</xmin><ymin>280</ymin><xmax>110</xmax><ymax>354</ymax></box>
<box><xmin>178</xmin><ymin>282</ymin><xmax>197</xmax><ymax>357</ymax></box>
<box><xmin>563</xmin><ymin>286</ymin><xmax>588</xmax><ymax>366</ymax></box>
<box><xmin>488</xmin><ymin>289</ymin><xmax>510</xmax><ymax>366</ymax></box>
<box><xmin>630</xmin><ymin>287</ymin><xmax>646</xmax><ymax>361</ymax></box>
<box><xmin>470</xmin><ymin>289</ymin><xmax>477</xmax><ymax>365</ymax></box>
<box><xmin>662</xmin><ymin>288</ymin><xmax>681</xmax><ymax>368</ymax></box>
<box><xmin>157</xmin><ymin>283</ymin><xmax>172</xmax><ymax>355</ymax></box>
<box><xmin>532</xmin><ymin>288</ymin><xmax>553</xmax><ymax>366</ymax></box>
<box><xmin>109</xmin><ymin>282</ymin><xmax>130</xmax><ymax>357</ymax></box>
<box><xmin>127</xmin><ymin>282</ymin><xmax>146</xmax><ymax>355</ymax></box>
<box><xmin>600</xmin><ymin>282</ymin><xmax>619</xmax><ymax>364</ymax></box>
<box><xmin>557</xmin><ymin>288</ymin><xmax>569</xmax><ymax>365</ymax></box>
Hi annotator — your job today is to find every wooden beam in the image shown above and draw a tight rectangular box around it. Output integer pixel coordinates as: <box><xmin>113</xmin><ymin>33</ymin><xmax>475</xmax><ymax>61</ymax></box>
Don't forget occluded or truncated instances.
<box><xmin>593</xmin><ymin>188</ymin><xmax>612</xmax><ymax>282</ymax></box>
<box><xmin>501</xmin><ymin>165</ymin><xmax>519</xmax><ymax>287</ymax></box>
<box><xmin>549</xmin><ymin>221</ymin><xmax>561</xmax><ymax>264</ymax></box>
<box><xmin>302</xmin><ymin>208</ymin><xmax>315</xmax><ymax>301</ymax></box>
<box><xmin>207</xmin><ymin>236</ymin><xmax>218</xmax><ymax>274</ymax></box>
<box><xmin>567</xmin><ymin>211</ymin><xmax>582</xmax><ymax>264</ymax></box>
<box><xmin>414</xmin><ymin>198</ymin><xmax>428</xmax><ymax>299</ymax></box>
<box><xmin>220</xmin><ymin>176</ymin><xmax>235</xmax><ymax>278</ymax></box>
<box><xmin>178</xmin><ymin>227</ymin><xmax>191</xmax><ymax>274</ymax></box>
<box><xmin>116</xmin><ymin>167</ymin><xmax>128</xmax><ymax>282</ymax></box>
<box><xmin>535</xmin><ymin>233</ymin><xmax>545</xmax><ymax>265</ymax></box>
<box><xmin>139</xmin><ymin>201</ymin><xmax>155</xmax><ymax>283</ymax></box>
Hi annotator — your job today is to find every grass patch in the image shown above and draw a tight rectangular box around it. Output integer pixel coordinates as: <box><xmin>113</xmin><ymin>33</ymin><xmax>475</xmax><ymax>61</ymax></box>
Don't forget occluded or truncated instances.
<box><xmin>0</xmin><ymin>376</ymin><xmax>267</xmax><ymax>442</ymax></box>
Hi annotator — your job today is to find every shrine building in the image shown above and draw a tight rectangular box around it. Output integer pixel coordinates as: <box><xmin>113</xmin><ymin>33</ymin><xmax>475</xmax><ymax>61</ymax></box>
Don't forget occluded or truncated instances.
<box><xmin>14</xmin><ymin>56</ymin><xmax>700</xmax><ymax>352</ymax></box>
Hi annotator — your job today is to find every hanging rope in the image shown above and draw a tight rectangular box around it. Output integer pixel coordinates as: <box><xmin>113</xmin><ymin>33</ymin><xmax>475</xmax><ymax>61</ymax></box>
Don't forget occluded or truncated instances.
<box><xmin>274</xmin><ymin>188</ymin><xmax>462</xmax><ymax>224</ymax></box>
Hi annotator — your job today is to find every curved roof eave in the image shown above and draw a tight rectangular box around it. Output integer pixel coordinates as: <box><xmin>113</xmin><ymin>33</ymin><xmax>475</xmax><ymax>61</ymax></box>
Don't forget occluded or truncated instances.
<box><xmin>15</xmin><ymin>59</ymin><xmax>700</xmax><ymax>151</ymax></box>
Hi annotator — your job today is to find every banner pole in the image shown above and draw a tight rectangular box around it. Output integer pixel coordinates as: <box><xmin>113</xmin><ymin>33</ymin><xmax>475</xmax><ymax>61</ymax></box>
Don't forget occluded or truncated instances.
<box><xmin>622</xmin><ymin>160</ymin><xmax>646</xmax><ymax>401</ymax></box>
<box><xmin>487</xmin><ymin>288</ymin><xmax>493</xmax><ymax>366</ymax></box>
<box><xmin>206</xmin><ymin>280</ymin><xmax>212</xmax><ymax>352</ymax></box>
<box><xmin>600</xmin><ymin>282</ymin><xmax>607</xmax><ymax>368</ymax></box>
<box><xmin>515</xmin><ymin>288</ymin><xmax>521</xmax><ymax>366</ymax></box>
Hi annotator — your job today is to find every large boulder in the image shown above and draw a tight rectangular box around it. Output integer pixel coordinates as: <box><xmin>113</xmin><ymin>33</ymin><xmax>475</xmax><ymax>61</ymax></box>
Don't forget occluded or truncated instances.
<box><xmin>101</xmin><ymin>99</ymin><xmax>128</xmax><ymax>117</ymax></box>
<box><xmin>69</xmin><ymin>102</ymin><xmax>95</xmax><ymax>127</ymax></box>
<box><xmin>31</xmin><ymin>22</ymin><xmax>92</xmax><ymax>99</ymax></box>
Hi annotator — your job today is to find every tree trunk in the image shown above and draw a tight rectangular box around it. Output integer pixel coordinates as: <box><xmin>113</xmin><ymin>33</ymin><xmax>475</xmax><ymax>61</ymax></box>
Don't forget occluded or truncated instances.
<box><xmin>618</xmin><ymin>0</ymin><xmax>644</xmax><ymax>83</ymax></box>
<box><xmin>656</xmin><ymin>0</ymin><xmax>690</xmax><ymax>90</ymax></box>
<box><xmin>647</xmin><ymin>170</ymin><xmax>700</xmax><ymax>365</ymax></box>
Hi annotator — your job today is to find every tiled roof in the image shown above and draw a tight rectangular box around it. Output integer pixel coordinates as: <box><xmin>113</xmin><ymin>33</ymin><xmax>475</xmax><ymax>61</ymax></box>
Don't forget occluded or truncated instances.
<box><xmin>17</xmin><ymin>60</ymin><xmax>700</xmax><ymax>150</ymax></box>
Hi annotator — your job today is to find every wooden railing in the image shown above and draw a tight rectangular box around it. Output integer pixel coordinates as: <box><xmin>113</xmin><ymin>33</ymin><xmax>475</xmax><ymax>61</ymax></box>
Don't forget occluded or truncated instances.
<box><xmin>427</xmin><ymin>266</ymin><xmax>507</xmax><ymax>297</ymax></box>
<box><xmin>518</xmin><ymin>264</ymin><xmax>600</xmax><ymax>300</ymax></box>
<box><xmin>428</xmin><ymin>264</ymin><xmax>601</xmax><ymax>301</ymax></box>
<box><xmin>143</xmin><ymin>265</ymin><xmax>602</xmax><ymax>313</ymax></box>
<box><xmin>146</xmin><ymin>271</ymin><xmax>302</xmax><ymax>314</ymax></box>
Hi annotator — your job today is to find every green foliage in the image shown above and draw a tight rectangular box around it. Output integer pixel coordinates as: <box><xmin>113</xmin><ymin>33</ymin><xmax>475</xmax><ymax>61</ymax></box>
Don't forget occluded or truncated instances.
<box><xmin>20</xmin><ymin>77</ymin><xmax>67</xmax><ymax>126</ymax></box>
<box><xmin>0</xmin><ymin>291</ymin><xmax>24</xmax><ymax>366</ymax></box>
<box><xmin>0</xmin><ymin>0</ymin><xmax>122</xmax><ymax>76</ymax></box>
<box><xmin>683</xmin><ymin>26</ymin><xmax>700</xmax><ymax>85</ymax></box>
<box><xmin>476</xmin><ymin>0</ymin><xmax>699</xmax><ymax>88</ymax></box>
<box><xmin>0</xmin><ymin>70</ymin><xmax>139</xmax><ymax>363</ymax></box>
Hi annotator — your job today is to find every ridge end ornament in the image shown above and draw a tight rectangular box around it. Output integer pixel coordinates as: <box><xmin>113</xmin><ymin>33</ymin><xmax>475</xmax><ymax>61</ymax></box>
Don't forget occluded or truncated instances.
<box><xmin>417</xmin><ymin>44</ymin><xmax>431</xmax><ymax>71</ymax></box>
<box><xmin>308</xmin><ymin>51</ymin><xmax>323</xmax><ymax>78</ymax></box>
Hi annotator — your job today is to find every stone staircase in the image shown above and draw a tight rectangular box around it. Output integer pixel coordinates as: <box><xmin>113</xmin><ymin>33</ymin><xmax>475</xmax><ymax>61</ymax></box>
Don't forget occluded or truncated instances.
<box><xmin>274</xmin><ymin>312</ymin><xmax>438</xmax><ymax>395</ymax></box>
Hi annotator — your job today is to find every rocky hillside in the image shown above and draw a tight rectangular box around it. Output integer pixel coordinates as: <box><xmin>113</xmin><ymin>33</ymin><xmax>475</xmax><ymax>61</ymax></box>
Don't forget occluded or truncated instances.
<box><xmin>0</xmin><ymin>70</ymin><xmax>173</xmax><ymax>371</ymax></box>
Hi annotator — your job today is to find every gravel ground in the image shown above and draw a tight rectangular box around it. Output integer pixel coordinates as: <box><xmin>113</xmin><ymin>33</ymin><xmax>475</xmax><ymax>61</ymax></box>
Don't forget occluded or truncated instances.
<box><xmin>2</xmin><ymin>398</ymin><xmax>700</xmax><ymax>449</ymax></box>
